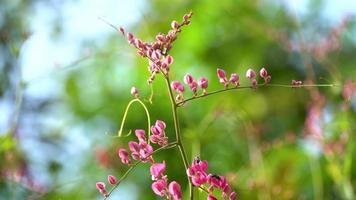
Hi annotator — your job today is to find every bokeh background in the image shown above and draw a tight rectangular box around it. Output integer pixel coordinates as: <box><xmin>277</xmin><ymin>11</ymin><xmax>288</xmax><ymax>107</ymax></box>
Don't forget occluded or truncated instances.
<box><xmin>1</xmin><ymin>0</ymin><xmax>356</xmax><ymax>199</ymax></box>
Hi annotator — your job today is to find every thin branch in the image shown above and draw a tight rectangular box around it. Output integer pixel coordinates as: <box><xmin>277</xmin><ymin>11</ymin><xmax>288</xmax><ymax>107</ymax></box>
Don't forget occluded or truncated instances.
<box><xmin>103</xmin><ymin>142</ymin><xmax>178</xmax><ymax>200</ymax></box>
<box><xmin>177</xmin><ymin>83</ymin><xmax>336</xmax><ymax>106</ymax></box>
<box><xmin>163</xmin><ymin>76</ymin><xmax>194</xmax><ymax>199</ymax></box>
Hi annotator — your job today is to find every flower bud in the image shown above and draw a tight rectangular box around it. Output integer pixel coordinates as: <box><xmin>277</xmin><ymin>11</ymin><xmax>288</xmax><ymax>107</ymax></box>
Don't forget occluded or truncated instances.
<box><xmin>246</xmin><ymin>69</ymin><xmax>256</xmax><ymax>79</ymax></box>
<box><xmin>169</xmin><ymin>181</ymin><xmax>182</xmax><ymax>200</ymax></box>
<box><xmin>156</xmin><ymin>34</ymin><xmax>165</xmax><ymax>43</ymax></box>
<box><xmin>164</xmin><ymin>55</ymin><xmax>174</xmax><ymax>66</ymax></box>
<box><xmin>152</xmin><ymin>178</ymin><xmax>167</xmax><ymax>197</ymax></box>
<box><xmin>117</xmin><ymin>148</ymin><xmax>131</xmax><ymax>165</ymax></box>
<box><xmin>108</xmin><ymin>175</ymin><xmax>117</xmax><ymax>185</ymax></box>
<box><xmin>259</xmin><ymin>67</ymin><xmax>268</xmax><ymax>78</ymax></box>
<box><xmin>96</xmin><ymin>182</ymin><xmax>106</xmax><ymax>191</ymax></box>
<box><xmin>251</xmin><ymin>79</ymin><xmax>257</xmax><ymax>88</ymax></box>
<box><xmin>217</xmin><ymin>68</ymin><xmax>227</xmax><ymax>81</ymax></box>
<box><xmin>229</xmin><ymin>73</ymin><xmax>239</xmax><ymax>87</ymax></box>
<box><xmin>119</xmin><ymin>26</ymin><xmax>125</xmax><ymax>35</ymax></box>
<box><xmin>230</xmin><ymin>192</ymin><xmax>237</xmax><ymax>200</ymax></box>
<box><xmin>183</xmin><ymin>14</ymin><xmax>190</xmax><ymax>22</ymax></box>
<box><xmin>152</xmin><ymin>50</ymin><xmax>161</xmax><ymax>61</ymax></box>
<box><xmin>190</xmin><ymin>81</ymin><xmax>198</xmax><ymax>95</ymax></box>
<box><xmin>184</xmin><ymin>74</ymin><xmax>194</xmax><ymax>85</ymax></box>
<box><xmin>156</xmin><ymin>120</ymin><xmax>166</xmax><ymax>129</ymax></box>
<box><xmin>171</xmin><ymin>81</ymin><xmax>185</xmax><ymax>93</ymax></box>
<box><xmin>171</xmin><ymin>20</ymin><xmax>180</xmax><ymax>29</ymax></box>
<box><xmin>127</xmin><ymin>32</ymin><xmax>134</xmax><ymax>44</ymax></box>
<box><xmin>135</xmin><ymin>129</ymin><xmax>146</xmax><ymax>142</ymax></box>
<box><xmin>198</xmin><ymin>77</ymin><xmax>208</xmax><ymax>89</ymax></box>
<box><xmin>130</xmin><ymin>87</ymin><xmax>139</xmax><ymax>98</ymax></box>
<box><xmin>150</xmin><ymin>161</ymin><xmax>166</xmax><ymax>180</ymax></box>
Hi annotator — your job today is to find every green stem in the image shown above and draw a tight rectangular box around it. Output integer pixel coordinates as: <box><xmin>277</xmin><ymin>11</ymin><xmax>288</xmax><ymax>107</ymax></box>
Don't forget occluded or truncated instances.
<box><xmin>114</xmin><ymin>98</ymin><xmax>151</xmax><ymax>144</ymax></box>
<box><xmin>164</xmin><ymin>76</ymin><xmax>193</xmax><ymax>200</ymax></box>
<box><xmin>177</xmin><ymin>83</ymin><xmax>335</xmax><ymax>106</ymax></box>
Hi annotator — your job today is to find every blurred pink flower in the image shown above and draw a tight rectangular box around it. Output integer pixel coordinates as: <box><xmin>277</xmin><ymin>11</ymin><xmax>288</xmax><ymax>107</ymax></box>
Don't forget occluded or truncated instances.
<box><xmin>168</xmin><ymin>181</ymin><xmax>182</xmax><ymax>200</ymax></box>
<box><xmin>130</xmin><ymin>87</ymin><xmax>139</xmax><ymax>98</ymax></box>
<box><xmin>108</xmin><ymin>175</ymin><xmax>117</xmax><ymax>185</ymax></box>
<box><xmin>135</xmin><ymin>129</ymin><xmax>146</xmax><ymax>143</ymax></box>
<box><xmin>246</xmin><ymin>69</ymin><xmax>256</xmax><ymax>79</ymax></box>
<box><xmin>150</xmin><ymin>161</ymin><xmax>166</xmax><ymax>180</ymax></box>
<box><xmin>229</xmin><ymin>73</ymin><xmax>239</xmax><ymax>87</ymax></box>
<box><xmin>152</xmin><ymin>177</ymin><xmax>167</xmax><ymax>197</ymax></box>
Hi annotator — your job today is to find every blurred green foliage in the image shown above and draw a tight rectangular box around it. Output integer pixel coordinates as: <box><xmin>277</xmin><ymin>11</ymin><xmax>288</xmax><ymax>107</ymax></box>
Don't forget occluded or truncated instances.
<box><xmin>1</xmin><ymin>0</ymin><xmax>356</xmax><ymax>199</ymax></box>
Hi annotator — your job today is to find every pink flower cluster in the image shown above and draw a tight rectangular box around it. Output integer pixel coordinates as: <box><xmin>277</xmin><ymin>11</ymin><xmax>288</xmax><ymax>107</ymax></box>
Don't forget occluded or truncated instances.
<box><xmin>218</xmin><ymin>67</ymin><xmax>271</xmax><ymax>89</ymax></box>
<box><xmin>150</xmin><ymin>120</ymin><xmax>168</xmax><ymax>146</ymax></box>
<box><xmin>119</xmin><ymin>12</ymin><xmax>193</xmax><ymax>84</ymax></box>
<box><xmin>150</xmin><ymin>161</ymin><xmax>183</xmax><ymax>200</ymax></box>
<box><xmin>118</xmin><ymin>126</ymin><xmax>168</xmax><ymax>165</ymax></box>
<box><xmin>187</xmin><ymin>157</ymin><xmax>237</xmax><ymax>200</ymax></box>
<box><xmin>96</xmin><ymin>120</ymin><xmax>183</xmax><ymax>198</ymax></box>
<box><xmin>170</xmin><ymin>67</ymin><xmax>271</xmax><ymax>102</ymax></box>
<box><xmin>171</xmin><ymin>73</ymin><xmax>209</xmax><ymax>101</ymax></box>
<box><xmin>95</xmin><ymin>175</ymin><xmax>117</xmax><ymax>197</ymax></box>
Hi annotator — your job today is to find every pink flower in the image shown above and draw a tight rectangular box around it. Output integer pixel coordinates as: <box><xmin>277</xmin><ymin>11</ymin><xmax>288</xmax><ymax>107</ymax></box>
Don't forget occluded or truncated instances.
<box><xmin>259</xmin><ymin>68</ymin><xmax>271</xmax><ymax>84</ymax></box>
<box><xmin>108</xmin><ymin>175</ymin><xmax>117</xmax><ymax>185</ymax></box>
<box><xmin>191</xmin><ymin>171</ymin><xmax>208</xmax><ymax>186</ymax></box>
<box><xmin>138</xmin><ymin>141</ymin><xmax>154</xmax><ymax>162</ymax></box>
<box><xmin>184</xmin><ymin>74</ymin><xmax>194</xmax><ymax>85</ymax></box>
<box><xmin>119</xmin><ymin>26</ymin><xmax>125</xmax><ymax>35</ymax></box>
<box><xmin>156</xmin><ymin>34</ymin><xmax>166</xmax><ymax>43</ymax></box>
<box><xmin>171</xmin><ymin>81</ymin><xmax>185</xmax><ymax>93</ymax></box>
<box><xmin>207</xmin><ymin>174</ymin><xmax>221</xmax><ymax>189</ymax></box>
<box><xmin>135</xmin><ymin>129</ymin><xmax>146</xmax><ymax>142</ymax></box>
<box><xmin>151</xmin><ymin>50</ymin><xmax>161</xmax><ymax>61</ymax></box>
<box><xmin>217</xmin><ymin>68</ymin><xmax>228</xmax><ymax>87</ymax></box>
<box><xmin>128</xmin><ymin>140</ymin><xmax>153</xmax><ymax>162</ymax></box>
<box><xmin>162</xmin><ymin>55</ymin><xmax>174</xmax><ymax>69</ymax></box>
<box><xmin>127</xmin><ymin>32</ymin><xmax>134</xmax><ymax>44</ymax></box>
<box><xmin>168</xmin><ymin>181</ymin><xmax>182</xmax><ymax>200</ymax></box>
<box><xmin>259</xmin><ymin>67</ymin><xmax>268</xmax><ymax>78</ymax></box>
<box><xmin>246</xmin><ymin>69</ymin><xmax>256</xmax><ymax>79</ymax></box>
<box><xmin>190</xmin><ymin>81</ymin><xmax>198</xmax><ymax>96</ymax></box>
<box><xmin>198</xmin><ymin>77</ymin><xmax>209</xmax><ymax>95</ymax></box>
<box><xmin>96</xmin><ymin>182</ymin><xmax>106</xmax><ymax>190</ymax></box>
<box><xmin>156</xmin><ymin>120</ymin><xmax>166</xmax><ymax>129</ymax></box>
<box><xmin>251</xmin><ymin>79</ymin><xmax>257</xmax><ymax>87</ymax></box>
<box><xmin>96</xmin><ymin>181</ymin><xmax>107</xmax><ymax>196</ymax></box>
<box><xmin>130</xmin><ymin>87</ymin><xmax>139</xmax><ymax>98</ymax></box>
<box><xmin>230</xmin><ymin>192</ymin><xmax>237</xmax><ymax>200</ymax></box>
<box><xmin>150</xmin><ymin>161</ymin><xmax>166</xmax><ymax>180</ymax></box>
<box><xmin>198</xmin><ymin>77</ymin><xmax>208</xmax><ymax>89</ymax></box>
<box><xmin>152</xmin><ymin>177</ymin><xmax>167</xmax><ymax>197</ymax></box>
<box><xmin>187</xmin><ymin>158</ymin><xmax>208</xmax><ymax>186</ymax></box>
<box><xmin>150</xmin><ymin>120</ymin><xmax>168</xmax><ymax>146</ymax></box>
<box><xmin>128</xmin><ymin>141</ymin><xmax>141</xmax><ymax>160</ymax></box>
<box><xmin>171</xmin><ymin>20</ymin><xmax>180</xmax><ymax>29</ymax></box>
<box><xmin>229</xmin><ymin>73</ymin><xmax>239</xmax><ymax>87</ymax></box>
<box><xmin>246</xmin><ymin>69</ymin><xmax>258</xmax><ymax>87</ymax></box>
<box><xmin>117</xmin><ymin>148</ymin><xmax>131</xmax><ymax>165</ymax></box>
<box><xmin>206</xmin><ymin>174</ymin><xmax>236</xmax><ymax>199</ymax></box>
